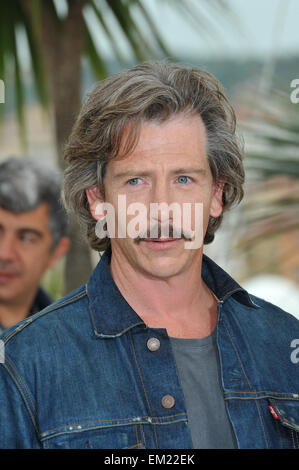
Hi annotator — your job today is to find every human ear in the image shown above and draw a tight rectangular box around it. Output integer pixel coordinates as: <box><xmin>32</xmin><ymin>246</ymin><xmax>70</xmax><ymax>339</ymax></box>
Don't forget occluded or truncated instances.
<box><xmin>85</xmin><ymin>186</ymin><xmax>105</xmax><ymax>221</ymax></box>
<box><xmin>48</xmin><ymin>236</ymin><xmax>71</xmax><ymax>269</ymax></box>
<box><xmin>210</xmin><ymin>181</ymin><xmax>225</xmax><ymax>218</ymax></box>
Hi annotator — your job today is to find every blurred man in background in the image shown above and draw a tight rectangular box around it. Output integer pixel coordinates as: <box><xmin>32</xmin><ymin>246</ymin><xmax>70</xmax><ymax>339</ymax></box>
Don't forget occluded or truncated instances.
<box><xmin>0</xmin><ymin>157</ymin><xmax>70</xmax><ymax>333</ymax></box>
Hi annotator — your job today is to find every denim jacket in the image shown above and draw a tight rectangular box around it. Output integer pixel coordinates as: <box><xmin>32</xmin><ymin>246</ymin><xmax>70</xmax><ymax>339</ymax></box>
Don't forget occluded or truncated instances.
<box><xmin>0</xmin><ymin>247</ymin><xmax>299</xmax><ymax>449</ymax></box>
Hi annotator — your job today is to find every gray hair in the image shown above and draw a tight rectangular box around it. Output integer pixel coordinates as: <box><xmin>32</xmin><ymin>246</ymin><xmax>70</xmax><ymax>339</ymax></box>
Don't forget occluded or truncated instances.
<box><xmin>0</xmin><ymin>157</ymin><xmax>68</xmax><ymax>249</ymax></box>
<box><xmin>63</xmin><ymin>60</ymin><xmax>244</xmax><ymax>252</ymax></box>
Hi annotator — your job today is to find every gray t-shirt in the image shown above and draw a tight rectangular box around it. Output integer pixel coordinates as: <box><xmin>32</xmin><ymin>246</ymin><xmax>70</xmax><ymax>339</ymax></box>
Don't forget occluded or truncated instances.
<box><xmin>170</xmin><ymin>330</ymin><xmax>238</xmax><ymax>449</ymax></box>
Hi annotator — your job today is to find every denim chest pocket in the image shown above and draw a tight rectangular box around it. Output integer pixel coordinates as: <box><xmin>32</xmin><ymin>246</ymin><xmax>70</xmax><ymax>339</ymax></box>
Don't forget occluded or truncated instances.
<box><xmin>42</xmin><ymin>424</ymin><xmax>145</xmax><ymax>449</ymax></box>
<box><xmin>268</xmin><ymin>398</ymin><xmax>299</xmax><ymax>449</ymax></box>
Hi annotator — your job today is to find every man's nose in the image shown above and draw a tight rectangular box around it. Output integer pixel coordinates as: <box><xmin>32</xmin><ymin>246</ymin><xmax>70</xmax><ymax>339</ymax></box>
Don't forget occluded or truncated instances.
<box><xmin>0</xmin><ymin>234</ymin><xmax>18</xmax><ymax>261</ymax></box>
<box><xmin>150</xmin><ymin>181</ymin><xmax>174</xmax><ymax>223</ymax></box>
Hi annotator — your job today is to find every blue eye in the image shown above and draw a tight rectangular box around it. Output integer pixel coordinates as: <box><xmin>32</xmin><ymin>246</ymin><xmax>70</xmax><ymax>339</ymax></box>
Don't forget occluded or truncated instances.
<box><xmin>177</xmin><ymin>175</ymin><xmax>190</xmax><ymax>184</ymax></box>
<box><xmin>128</xmin><ymin>178</ymin><xmax>141</xmax><ymax>185</ymax></box>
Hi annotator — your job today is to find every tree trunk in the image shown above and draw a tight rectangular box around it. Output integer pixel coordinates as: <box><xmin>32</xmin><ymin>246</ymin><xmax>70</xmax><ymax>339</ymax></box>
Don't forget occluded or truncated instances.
<box><xmin>23</xmin><ymin>0</ymin><xmax>93</xmax><ymax>293</ymax></box>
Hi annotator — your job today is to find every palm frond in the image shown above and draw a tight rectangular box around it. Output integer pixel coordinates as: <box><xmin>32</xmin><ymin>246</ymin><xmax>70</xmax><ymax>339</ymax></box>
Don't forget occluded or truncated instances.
<box><xmin>236</xmin><ymin>86</ymin><xmax>299</xmax><ymax>250</ymax></box>
<box><xmin>19</xmin><ymin>0</ymin><xmax>48</xmax><ymax>109</ymax></box>
<box><xmin>103</xmin><ymin>0</ymin><xmax>158</xmax><ymax>61</ymax></box>
<box><xmin>241</xmin><ymin>89</ymin><xmax>299</xmax><ymax>177</ymax></box>
<box><xmin>85</xmin><ymin>26</ymin><xmax>109</xmax><ymax>80</ymax></box>
<box><xmin>131</xmin><ymin>0</ymin><xmax>172</xmax><ymax>57</ymax></box>
<box><xmin>89</xmin><ymin>0</ymin><xmax>127</xmax><ymax>65</ymax></box>
<box><xmin>0</xmin><ymin>0</ymin><xmax>233</xmax><ymax>143</ymax></box>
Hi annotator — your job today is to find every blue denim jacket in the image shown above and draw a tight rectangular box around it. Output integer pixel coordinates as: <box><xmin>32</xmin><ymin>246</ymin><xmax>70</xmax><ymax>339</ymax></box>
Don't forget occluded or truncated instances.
<box><xmin>1</xmin><ymin>247</ymin><xmax>299</xmax><ymax>449</ymax></box>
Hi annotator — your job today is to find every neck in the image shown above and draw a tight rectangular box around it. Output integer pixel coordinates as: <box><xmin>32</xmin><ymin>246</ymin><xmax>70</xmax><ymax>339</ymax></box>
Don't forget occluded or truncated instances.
<box><xmin>110</xmin><ymin>250</ymin><xmax>218</xmax><ymax>338</ymax></box>
<box><xmin>0</xmin><ymin>293</ymin><xmax>36</xmax><ymax>329</ymax></box>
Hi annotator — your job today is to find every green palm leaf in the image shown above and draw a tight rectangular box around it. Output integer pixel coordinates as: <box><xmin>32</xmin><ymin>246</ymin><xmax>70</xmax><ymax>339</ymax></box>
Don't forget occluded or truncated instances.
<box><xmin>0</xmin><ymin>0</ymin><xmax>233</xmax><ymax>142</ymax></box>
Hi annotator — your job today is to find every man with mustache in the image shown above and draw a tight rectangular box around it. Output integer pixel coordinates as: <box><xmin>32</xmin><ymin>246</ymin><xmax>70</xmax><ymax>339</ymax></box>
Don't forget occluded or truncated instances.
<box><xmin>0</xmin><ymin>157</ymin><xmax>70</xmax><ymax>333</ymax></box>
<box><xmin>0</xmin><ymin>62</ymin><xmax>298</xmax><ymax>449</ymax></box>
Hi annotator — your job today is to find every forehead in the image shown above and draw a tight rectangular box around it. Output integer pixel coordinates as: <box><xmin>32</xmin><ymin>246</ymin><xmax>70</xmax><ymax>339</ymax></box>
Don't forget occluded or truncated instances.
<box><xmin>110</xmin><ymin>114</ymin><xmax>208</xmax><ymax>171</ymax></box>
<box><xmin>0</xmin><ymin>202</ymin><xmax>50</xmax><ymax>231</ymax></box>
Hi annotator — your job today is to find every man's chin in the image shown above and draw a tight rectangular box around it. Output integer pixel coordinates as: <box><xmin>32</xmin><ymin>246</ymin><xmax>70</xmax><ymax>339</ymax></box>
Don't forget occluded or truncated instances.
<box><xmin>136</xmin><ymin>253</ymin><xmax>187</xmax><ymax>280</ymax></box>
<box><xmin>111</xmin><ymin>238</ymin><xmax>199</xmax><ymax>279</ymax></box>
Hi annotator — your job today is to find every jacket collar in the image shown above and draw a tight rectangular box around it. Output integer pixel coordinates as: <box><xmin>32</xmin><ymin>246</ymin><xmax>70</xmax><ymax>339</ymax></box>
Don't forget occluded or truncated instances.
<box><xmin>87</xmin><ymin>246</ymin><xmax>258</xmax><ymax>338</ymax></box>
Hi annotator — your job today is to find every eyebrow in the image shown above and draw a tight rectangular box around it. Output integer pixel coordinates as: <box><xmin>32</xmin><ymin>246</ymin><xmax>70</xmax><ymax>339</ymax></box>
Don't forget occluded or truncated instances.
<box><xmin>113</xmin><ymin>167</ymin><xmax>207</xmax><ymax>180</ymax></box>
<box><xmin>172</xmin><ymin>168</ymin><xmax>207</xmax><ymax>176</ymax></box>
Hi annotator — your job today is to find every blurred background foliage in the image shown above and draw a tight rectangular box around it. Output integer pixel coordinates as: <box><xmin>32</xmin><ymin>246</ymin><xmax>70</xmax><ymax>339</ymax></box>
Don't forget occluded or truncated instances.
<box><xmin>236</xmin><ymin>86</ymin><xmax>299</xmax><ymax>285</ymax></box>
<box><xmin>0</xmin><ymin>0</ymin><xmax>298</xmax><ymax>316</ymax></box>
<box><xmin>0</xmin><ymin>0</ymin><xmax>235</xmax><ymax>294</ymax></box>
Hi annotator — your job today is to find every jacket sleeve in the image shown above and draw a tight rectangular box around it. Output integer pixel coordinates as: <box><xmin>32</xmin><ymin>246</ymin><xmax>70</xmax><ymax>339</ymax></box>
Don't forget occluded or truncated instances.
<box><xmin>0</xmin><ymin>359</ymin><xmax>41</xmax><ymax>449</ymax></box>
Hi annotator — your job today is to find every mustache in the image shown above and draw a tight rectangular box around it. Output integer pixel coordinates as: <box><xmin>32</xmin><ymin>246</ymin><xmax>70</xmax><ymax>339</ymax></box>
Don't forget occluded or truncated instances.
<box><xmin>134</xmin><ymin>223</ymin><xmax>193</xmax><ymax>243</ymax></box>
<box><xmin>0</xmin><ymin>262</ymin><xmax>21</xmax><ymax>275</ymax></box>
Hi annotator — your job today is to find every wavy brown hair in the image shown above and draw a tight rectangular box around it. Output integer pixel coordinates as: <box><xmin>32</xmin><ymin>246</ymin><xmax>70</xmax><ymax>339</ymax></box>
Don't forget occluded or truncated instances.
<box><xmin>63</xmin><ymin>61</ymin><xmax>244</xmax><ymax>252</ymax></box>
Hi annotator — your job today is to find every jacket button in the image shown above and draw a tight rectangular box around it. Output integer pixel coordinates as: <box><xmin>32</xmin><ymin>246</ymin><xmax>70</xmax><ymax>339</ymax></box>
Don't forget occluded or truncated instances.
<box><xmin>147</xmin><ymin>337</ymin><xmax>160</xmax><ymax>352</ymax></box>
<box><xmin>161</xmin><ymin>394</ymin><xmax>175</xmax><ymax>409</ymax></box>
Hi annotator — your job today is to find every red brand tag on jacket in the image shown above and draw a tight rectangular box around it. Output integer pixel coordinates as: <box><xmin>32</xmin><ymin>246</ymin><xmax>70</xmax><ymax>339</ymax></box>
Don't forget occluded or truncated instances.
<box><xmin>268</xmin><ymin>405</ymin><xmax>279</xmax><ymax>420</ymax></box>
